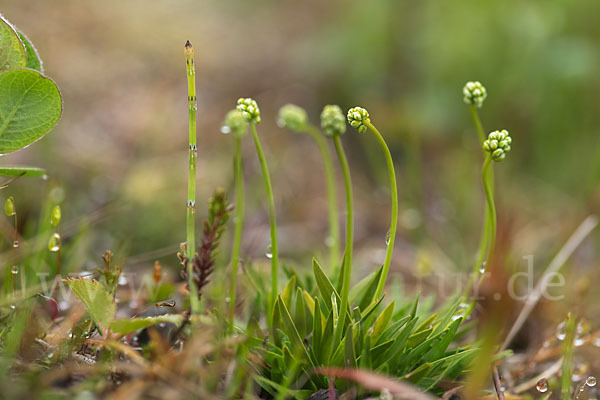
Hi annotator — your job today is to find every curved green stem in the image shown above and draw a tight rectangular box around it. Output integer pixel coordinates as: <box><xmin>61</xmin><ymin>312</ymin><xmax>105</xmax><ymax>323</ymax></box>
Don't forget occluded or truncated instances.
<box><xmin>470</xmin><ymin>104</ymin><xmax>485</xmax><ymax>145</ymax></box>
<box><xmin>250</xmin><ymin>122</ymin><xmax>279</xmax><ymax>325</ymax></box>
<box><xmin>228</xmin><ymin>136</ymin><xmax>244</xmax><ymax>333</ymax></box>
<box><xmin>364</xmin><ymin>121</ymin><xmax>398</xmax><ymax>299</ymax></box>
<box><xmin>185</xmin><ymin>42</ymin><xmax>199</xmax><ymax>315</ymax></box>
<box><xmin>464</xmin><ymin>104</ymin><xmax>494</xmax><ymax>298</ymax></box>
<box><xmin>306</xmin><ymin>124</ymin><xmax>340</xmax><ymax>270</ymax></box>
<box><xmin>481</xmin><ymin>155</ymin><xmax>496</xmax><ymax>269</ymax></box>
<box><xmin>332</xmin><ymin>135</ymin><xmax>353</xmax><ymax>343</ymax></box>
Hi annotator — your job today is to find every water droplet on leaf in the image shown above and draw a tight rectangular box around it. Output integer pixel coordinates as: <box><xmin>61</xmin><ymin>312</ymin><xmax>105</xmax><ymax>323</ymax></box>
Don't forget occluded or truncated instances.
<box><xmin>118</xmin><ymin>276</ymin><xmax>128</xmax><ymax>286</ymax></box>
<box><xmin>479</xmin><ymin>261</ymin><xmax>487</xmax><ymax>274</ymax></box>
<box><xmin>48</xmin><ymin>233</ymin><xmax>61</xmax><ymax>252</ymax></box>
<box><xmin>220</xmin><ymin>125</ymin><xmax>231</xmax><ymax>134</ymax></box>
<box><xmin>556</xmin><ymin>321</ymin><xmax>566</xmax><ymax>340</ymax></box>
<box><xmin>11</xmin><ymin>265</ymin><xmax>19</xmax><ymax>275</ymax></box>
<box><xmin>265</xmin><ymin>244</ymin><xmax>273</xmax><ymax>259</ymax></box>
<box><xmin>536</xmin><ymin>378</ymin><xmax>548</xmax><ymax>393</ymax></box>
<box><xmin>587</xmin><ymin>377</ymin><xmax>597</xmax><ymax>387</ymax></box>
<box><xmin>385</xmin><ymin>230</ymin><xmax>391</xmax><ymax>245</ymax></box>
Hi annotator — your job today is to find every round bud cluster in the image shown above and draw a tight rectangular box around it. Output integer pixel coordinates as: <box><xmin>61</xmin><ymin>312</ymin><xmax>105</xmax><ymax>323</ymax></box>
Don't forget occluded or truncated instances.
<box><xmin>277</xmin><ymin>104</ymin><xmax>308</xmax><ymax>133</ymax></box>
<box><xmin>483</xmin><ymin>130</ymin><xmax>512</xmax><ymax>161</ymax></box>
<box><xmin>347</xmin><ymin>107</ymin><xmax>370</xmax><ymax>134</ymax></box>
<box><xmin>463</xmin><ymin>81</ymin><xmax>487</xmax><ymax>108</ymax></box>
<box><xmin>236</xmin><ymin>97</ymin><xmax>261</xmax><ymax>123</ymax></box>
<box><xmin>224</xmin><ymin>109</ymin><xmax>248</xmax><ymax>137</ymax></box>
<box><xmin>320</xmin><ymin>105</ymin><xmax>346</xmax><ymax>137</ymax></box>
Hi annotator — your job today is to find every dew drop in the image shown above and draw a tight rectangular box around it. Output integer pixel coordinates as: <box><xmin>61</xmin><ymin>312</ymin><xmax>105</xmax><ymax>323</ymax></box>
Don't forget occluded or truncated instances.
<box><xmin>536</xmin><ymin>378</ymin><xmax>548</xmax><ymax>393</ymax></box>
<box><xmin>325</xmin><ymin>236</ymin><xmax>334</xmax><ymax>248</ymax></box>
<box><xmin>556</xmin><ymin>321</ymin><xmax>566</xmax><ymax>340</ymax></box>
<box><xmin>47</xmin><ymin>352</ymin><xmax>54</xmax><ymax>359</ymax></box>
<box><xmin>11</xmin><ymin>265</ymin><xmax>19</xmax><ymax>275</ymax></box>
<box><xmin>220</xmin><ymin>125</ymin><xmax>231</xmax><ymax>134</ymax></box>
<box><xmin>479</xmin><ymin>261</ymin><xmax>487</xmax><ymax>274</ymax></box>
<box><xmin>452</xmin><ymin>303</ymin><xmax>469</xmax><ymax>321</ymax></box>
<box><xmin>13</xmin><ymin>240</ymin><xmax>19</xmax><ymax>248</ymax></box>
<box><xmin>118</xmin><ymin>276</ymin><xmax>128</xmax><ymax>286</ymax></box>
<box><xmin>9</xmin><ymin>304</ymin><xmax>15</xmax><ymax>310</ymax></box>
<box><xmin>573</xmin><ymin>363</ymin><xmax>590</xmax><ymax>381</ymax></box>
<box><xmin>265</xmin><ymin>244</ymin><xmax>273</xmax><ymax>259</ymax></box>
<box><xmin>158</xmin><ymin>322</ymin><xmax>166</xmax><ymax>328</ymax></box>
<box><xmin>574</xmin><ymin>320</ymin><xmax>590</xmax><ymax>347</ymax></box>
<box><xmin>59</xmin><ymin>300</ymin><xmax>70</xmax><ymax>311</ymax></box>
<box><xmin>588</xmin><ymin>377</ymin><xmax>597</xmax><ymax>387</ymax></box>
<box><xmin>385</xmin><ymin>230</ymin><xmax>391</xmax><ymax>245</ymax></box>
<box><xmin>225</xmin><ymin>297</ymin><xmax>231</xmax><ymax>304</ymax></box>
<box><xmin>48</xmin><ymin>232</ymin><xmax>61</xmax><ymax>252</ymax></box>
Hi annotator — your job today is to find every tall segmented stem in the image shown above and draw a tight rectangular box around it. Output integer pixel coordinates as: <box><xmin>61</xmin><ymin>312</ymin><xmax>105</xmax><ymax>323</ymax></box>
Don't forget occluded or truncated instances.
<box><xmin>363</xmin><ymin>121</ymin><xmax>398</xmax><ymax>299</ymax></box>
<box><xmin>250</xmin><ymin>122</ymin><xmax>279</xmax><ymax>323</ymax></box>
<box><xmin>332</xmin><ymin>135</ymin><xmax>353</xmax><ymax>343</ymax></box>
<box><xmin>229</xmin><ymin>136</ymin><xmax>244</xmax><ymax>333</ymax></box>
<box><xmin>184</xmin><ymin>40</ymin><xmax>199</xmax><ymax>314</ymax></box>
<box><xmin>306</xmin><ymin>124</ymin><xmax>340</xmax><ymax>268</ymax></box>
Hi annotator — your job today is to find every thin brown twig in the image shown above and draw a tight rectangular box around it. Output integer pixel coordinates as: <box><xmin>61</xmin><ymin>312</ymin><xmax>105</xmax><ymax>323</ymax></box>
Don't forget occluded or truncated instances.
<box><xmin>500</xmin><ymin>215</ymin><xmax>598</xmax><ymax>352</ymax></box>
<box><xmin>492</xmin><ymin>366</ymin><xmax>506</xmax><ymax>400</ymax></box>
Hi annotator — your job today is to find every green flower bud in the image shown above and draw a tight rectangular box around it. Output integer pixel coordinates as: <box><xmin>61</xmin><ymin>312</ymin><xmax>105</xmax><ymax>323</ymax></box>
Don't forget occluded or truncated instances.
<box><xmin>483</xmin><ymin>130</ymin><xmax>512</xmax><ymax>161</ymax></box>
<box><xmin>277</xmin><ymin>104</ymin><xmax>308</xmax><ymax>133</ymax></box>
<box><xmin>236</xmin><ymin>97</ymin><xmax>261</xmax><ymax>124</ymax></box>
<box><xmin>463</xmin><ymin>81</ymin><xmax>487</xmax><ymax>108</ymax></box>
<box><xmin>223</xmin><ymin>109</ymin><xmax>248</xmax><ymax>138</ymax></box>
<box><xmin>347</xmin><ymin>106</ymin><xmax>370</xmax><ymax>134</ymax></box>
<box><xmin>50</xmin><ymin>205</ymin><xmax>61</xmax><ymax>227</ymax></box>
<box><xmin>4</xmin><ymin>197</ymin><xmax>15</xmax><ymax>216</ymax></box>
<box><xmin>320</xmin><ymin>105</ymin><xmax>346</xmax><ymax>137</ymax></box>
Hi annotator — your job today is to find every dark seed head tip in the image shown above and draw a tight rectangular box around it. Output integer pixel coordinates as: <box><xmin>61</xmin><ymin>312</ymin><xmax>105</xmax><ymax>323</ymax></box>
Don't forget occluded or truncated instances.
<box><xmin>185</xmin><ymin>40</ymin><xmax>192</xmax><ymax>48</ymax></box>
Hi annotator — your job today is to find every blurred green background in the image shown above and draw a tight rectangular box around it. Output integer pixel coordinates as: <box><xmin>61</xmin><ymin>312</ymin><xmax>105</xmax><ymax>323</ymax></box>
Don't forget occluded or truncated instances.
<box><xmin>1</xmin><ymin>0</ymin><xmax>599</xmax><ymax>308</ymax></box>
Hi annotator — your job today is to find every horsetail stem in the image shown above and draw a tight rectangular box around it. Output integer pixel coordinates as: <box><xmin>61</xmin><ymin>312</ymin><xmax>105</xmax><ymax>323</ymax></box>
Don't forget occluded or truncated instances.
<box><xmin>237</xmin><ymin>98</ymin><xmax>279</xmax><ymax>325</ymax></box>
<box><xmin>347</xmin><ymin>107</ymin><xmax>398</xmax><ymax>299</ymax></box>
<box><xmin>185</xmin><ymin>40</ymin><xmax>199</xmax><ymax>314</ymax></box>
<box><xmin>224</xmin><ymin>109</ymin><xmax>248</xmax><ymax>333</ymax></box>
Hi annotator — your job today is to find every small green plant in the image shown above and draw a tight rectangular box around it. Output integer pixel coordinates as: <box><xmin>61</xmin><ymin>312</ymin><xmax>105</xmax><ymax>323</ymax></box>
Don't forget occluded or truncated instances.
<box><xmin>347</xmin><ymin>106</ymin><xmax>398</xmax><ymax>299</ymax></box>
<box><xmin>223</xmin><ymin>109</ymin><xmax>248</xmax><ymax>333</ymax></box>
<box><xmin>278</xmin><ymin>104</ymin><xmax>341</xmax><ymax>269</ymax></box>
<box><xmin>320</xmin><ymin>104</ymin><xmax>354</xmax><ymax>344</ymax></box>
<box><xmin>237</xmin><ymin>97</ymin><xmax>280</xmax><ymax>324</ymax></box>
<box><xmin>0</xmin><ymin>14</ymin><xmax>62</xmax><ymax>180</ymax></box>
<box><xmin>184</xmin><ymin>40</ymin><xmax>200</xmax><ymax>315</ymax></box>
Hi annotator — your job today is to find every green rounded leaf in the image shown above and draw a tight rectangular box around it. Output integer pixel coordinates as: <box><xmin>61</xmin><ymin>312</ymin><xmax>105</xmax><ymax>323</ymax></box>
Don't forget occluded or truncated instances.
<box><xmin>0</xmin><ymin>68</ymin><xmax>62</xmax><ymax>154</ymax></box>
<box><xmin>0</xmin><ymin>166</ymin><xmax>46</xmax><ymax>178</ymax></box>
<box><xmin>17</xmin><ymin>32</ymin><xmax>43</xmax><ymax>73</ymax></box>
<box><xmin>0</xmin><ymin>15</ymin><xmax>26</xmax><ymax>72</ymax></box>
